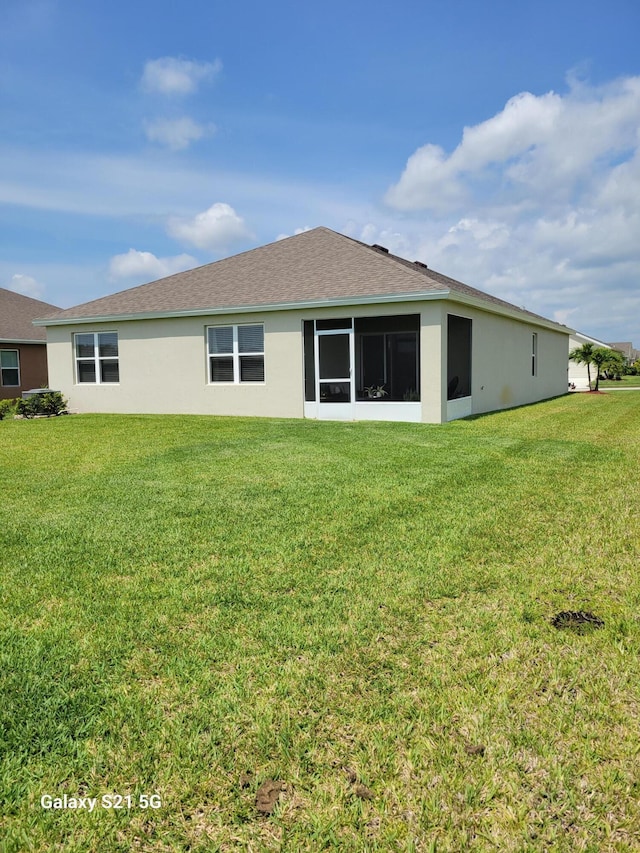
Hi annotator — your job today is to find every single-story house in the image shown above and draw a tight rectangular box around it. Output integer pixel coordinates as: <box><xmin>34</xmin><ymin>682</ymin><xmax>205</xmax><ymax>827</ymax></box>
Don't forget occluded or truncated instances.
<box><xmin>36</xmin><ymin>227</ymin><xmax>571</xmax><ymax>423</ymax></box>
<box><xmin>606</xmin><ymin>341</ymin><xmax>640</xmax><ymax>364</ymax></box>
<box><xmin>0</xmin><ymin>287</ymin><xmax>60</xmax><ymax>400</ymax></box>
<box><xmin>568</xmin><ymin>332</ymin><xmax>611</xmax><ymax>391</ymax></box>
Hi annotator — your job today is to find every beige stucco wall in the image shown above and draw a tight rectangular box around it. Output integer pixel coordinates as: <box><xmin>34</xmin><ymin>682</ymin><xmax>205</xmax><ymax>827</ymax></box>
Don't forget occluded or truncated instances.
<box><xmin>46</xmin><ymin>302</ymin><xmax>446</xmax><ymax>421</ymax></box>
<box><xmin>45</xmin><ymin>300</ymin><xmax>567</xmax><ymax>422</ymax></box>
<box><xmin>448</xmin><ymin>303</ymin><xmax>569</xmax><ymax>416</ymax></box>
<box><xmin>47</xmin><ymin>311</ymin><xmax>305</xmax><ymax>418</ymax></box>
<box><xmin>420</xmin><ymin>303</ymin><xmax>444</xmax><ymax>423</ymax></box>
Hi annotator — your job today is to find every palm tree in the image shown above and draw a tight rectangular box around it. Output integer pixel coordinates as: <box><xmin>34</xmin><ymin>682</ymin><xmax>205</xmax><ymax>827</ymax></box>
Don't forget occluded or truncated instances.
<box><xmin>569</xmin><ymin>342</ymin><xmax>594</xmax><ymax>389</ymax></box>
<box><xmin>590</xmin><ymin>347</ymin><xmax>614</xmax><ymax>391</ymax></box>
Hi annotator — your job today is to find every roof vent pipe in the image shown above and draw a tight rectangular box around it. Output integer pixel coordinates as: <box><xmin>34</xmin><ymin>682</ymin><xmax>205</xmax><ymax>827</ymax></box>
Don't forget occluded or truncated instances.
<box><xmin>414</xmin><ymin>261</ymin><xmax>428</xmax><ymax>269</ymax></box>
<box><xmin>371</xmin><ymin>244</ymin><xmax>389</xmax><ymax>253</ymax></box>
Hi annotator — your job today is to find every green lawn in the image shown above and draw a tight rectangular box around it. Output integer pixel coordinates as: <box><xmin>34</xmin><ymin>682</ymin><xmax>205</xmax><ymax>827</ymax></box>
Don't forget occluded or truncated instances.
<box><xmin>2</xmin><ymin>393</ymin><xmax>640</xmax><ymax>852</ymax></box>
<box><xmin>595</xmin><ymin>375</ymin><xmax>640</xmax><ymax>388</ymax></box>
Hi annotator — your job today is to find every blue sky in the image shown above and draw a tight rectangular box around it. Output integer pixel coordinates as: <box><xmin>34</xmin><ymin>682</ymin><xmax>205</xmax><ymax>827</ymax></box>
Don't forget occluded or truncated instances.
<box><xmin>2</xmin><ymin>0</ymin><xmax>640</xmax><ymax>343</ymax></box>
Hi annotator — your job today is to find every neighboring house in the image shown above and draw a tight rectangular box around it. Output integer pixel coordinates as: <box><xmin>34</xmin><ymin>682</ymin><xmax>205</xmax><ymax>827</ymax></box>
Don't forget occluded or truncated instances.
<box><xmin>36</xmin><ymin>227</ymin><xmax>571</xmax><ymax>423</ymax></box>
<box><xmin>568</xmin><ymin>332</ymin><xmax>611</xmax><ymax>391</ymax></box>
<box><xmin>606</xmin><ymin>341</ymin><xmax>640</xmax><ymax>364</ymax></box>
<box><xmin>0</xmin><ymin>287</ymin><xmax>60</xmax><ymax>401</ymax></box>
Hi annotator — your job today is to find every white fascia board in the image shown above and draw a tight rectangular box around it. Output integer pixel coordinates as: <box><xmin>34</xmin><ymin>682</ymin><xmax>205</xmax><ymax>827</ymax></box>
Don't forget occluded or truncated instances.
<box><xmin>0</xmin><ymin>338</ymin><xmax>46</xmax><ymax>344</ymax></box>
<box><xmin>571</xmin><ymin>331</ymin><xmax>611</xmax><ymax>347</ymax></box>
<box><xmin>35</xmin><ymin>287</ymin><xmax>571</xmax><ymax>334</ymax></box>
<box><xmin>33</xmin><ymin>290</ymin><xmax>449</xmax><ymax>327</ymax></box>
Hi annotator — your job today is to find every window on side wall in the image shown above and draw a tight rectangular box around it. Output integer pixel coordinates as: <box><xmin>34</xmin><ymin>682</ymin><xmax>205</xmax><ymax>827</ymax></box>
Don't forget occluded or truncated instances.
<box><xmin>75</xmin><ymin>332</ymin><xmax>119</xmax><ymax>384</ymax></box>
<box><xmin>532</xmin><ymin>333</ymin><xmax>538</xmax><ymax>377</ymax></box>
<box><xmin>447</xmin><ymin>315</ymin><xmax>472</xmax><ymax>399</ymax></box>
<box><xmin>208</xmin><ymin>324</ymin><xmax>264</xmax><ymax>383</ymax></box>
<box><xmin>0</xmin><ymin>349</ymin><xmax>20</xmax><ymax>387</ymax></box>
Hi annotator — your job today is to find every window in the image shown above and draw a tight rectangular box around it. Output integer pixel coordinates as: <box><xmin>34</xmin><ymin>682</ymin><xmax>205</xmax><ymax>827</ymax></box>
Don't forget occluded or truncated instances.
<box><xmin>75</xmin><ymin>332</ymin><xmax>119</xmax><ymax>383</ymax></box>
<box><xmin>303</xmin><ymin>315</ymin><xmax>421</xmax><ymax>403</ymax></box>
<box><xmin>532</xmin><ymin>333</ymin><xmax>538</xmax><ymax>376</ymax></box>
<box><xmin>447</xmin><ymin>315</ymin><xmax>472</xmax><ymax>399</ymax></box>
<box><xmin>303</xmin><ymin>321</ymin><xmax>316</xmax><ymax>401</ymax></box>
<box><xmin>208</xmin><ymin>324</ymin><xmax>264</xmax><ymax>383</ymax></box>
<box><xmin>355</xmin><ymin>315</ymin><xmax>420</xmax><ymax>401</ymax></box>
<box><xmin>0</xmin><ymin>349</ymin><xmax>20</xmax><ymax>387</ymax></box>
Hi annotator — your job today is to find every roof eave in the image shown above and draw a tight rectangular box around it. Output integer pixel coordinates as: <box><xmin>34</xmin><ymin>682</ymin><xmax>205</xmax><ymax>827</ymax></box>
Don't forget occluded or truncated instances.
<box><xmin>0</xmin><ymin>337</ymin><xmax>47</xmax><ymax>344</ymax></box>
<box><xmin>34</xmin><ymin>290</ymin><xmax>450</xmax><ymax>326</ymax></box>
<box><xmin>447</xmin><ymin>291</ymin><xmax>573</xmax><ymax>334</ymax></box>
<box><xmin>35</xmin><ymin>288</ymin><xmax>572</xmax><ymax>335</ymax></box>
<box><xmin>571</xmin><ymin>331</ymin><xmax>611</xmax><ymax>347</ymax></box>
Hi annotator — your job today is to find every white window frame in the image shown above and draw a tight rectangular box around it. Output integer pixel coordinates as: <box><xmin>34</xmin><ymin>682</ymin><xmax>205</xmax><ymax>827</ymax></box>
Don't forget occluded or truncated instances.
<box><xmin>207</xmin><ymin>324</ymin><xmax>265</xmax><ymax>384</ymax></box>
<box><xmin>74</xmin><ymin>332</ymin><xmax>119</xmax><ymax>385</ymax></box>
<box><xmin>0</xmin><ymin>349</ymin><xmax>20</xmax><ymax>387</ymax></box>
<box><xmin>532</xmin><ymin>333</ymin><xmax>538</xmax><ymax>377</ymax></box>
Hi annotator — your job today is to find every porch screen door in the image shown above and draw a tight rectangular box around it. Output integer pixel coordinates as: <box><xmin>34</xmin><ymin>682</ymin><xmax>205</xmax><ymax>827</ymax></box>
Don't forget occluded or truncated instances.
<box><xmin>315</xmin><ymin>323</ymin><xmax>354</xmax><ymax>419</ymax></box>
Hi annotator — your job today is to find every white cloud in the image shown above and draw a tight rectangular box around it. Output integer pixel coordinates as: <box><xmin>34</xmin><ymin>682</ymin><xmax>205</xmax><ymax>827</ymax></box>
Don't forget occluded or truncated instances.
<box><xmin>141</xmin><ymin>57</ymin><xmax>222</xmax><ymax>96</ymax></box>
<box><xmin>596</xmin><ymin>146</ymin><xmax>640</xmax><ymax>214</ymax></box>
<box><xmin>438</xmin><ymin>218</ymin><xmax>510</xmax><ymax>253</ymax></box>
<box><xmin>553</xmin><ymin>307</ymin><xmax>578</xmax><ymax>325</ymax></box>
<box><xmin>144</xmin><ymin>117</ymin><xmax>214</xmax><ymax>151</ymax></box>
<box><xmin>167</xmin><ymin>203</ymin><xmax>251</xmax><ymax>251</ymax></box>
<box><xmin>2</xmin><ymin>69</ymin><xmax>639</xmax><ymax>342</ymax></box>
<box><xmin>355</xmin><ymin>223</ymin><xmax>414</xmax><ymax>257</ymax></box>
<box><xmin>386</xmin><ymin>76</ymin><xmax>640</xmax><ymax>212</ymax></box>
<box><xmin>7</xmin><ymin>273</ymin><xmax>45</xmax><ymax>298</ymax></box>
<box><xmin>375</xmin><ymin>74</ymin><xmax>640</xmax><ymax>341</ymax></box>
<box><xmin>276</xmin><ymin>226</ymin><xmax>313</xmax><ymax>240</ymax></box>
<box><xmin>108</xmin><ymin>249</ymin><xmax>197</xmax><ymax>281</ymax></box>
<box><xmin>385</xmin><ymin>143</ymin><xmax>467</xmax><ymax>212</ymax></box>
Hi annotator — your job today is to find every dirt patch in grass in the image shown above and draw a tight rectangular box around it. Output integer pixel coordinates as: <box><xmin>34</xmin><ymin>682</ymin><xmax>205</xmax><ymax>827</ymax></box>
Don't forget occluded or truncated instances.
<box><xmin>551</xmin><ymin>610</ymin><xmax>605</xmax><ymax>633</ymax></box>
<box><xmin>255</xmin><ymin>779</ymin><xmax>286</xmax><ymax>814</ymax></box>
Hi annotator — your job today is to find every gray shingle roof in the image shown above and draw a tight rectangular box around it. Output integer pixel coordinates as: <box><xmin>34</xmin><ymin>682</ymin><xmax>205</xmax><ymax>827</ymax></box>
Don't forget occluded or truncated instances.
<box><xmin>36</xmin><ymin>227</ymin><xmax>566</xmax><ymax>331</ymax></box>
<box><xmin>0</xmin><ymin>287</ymin><xmax>60</xmax><ymax>341</ymax></box>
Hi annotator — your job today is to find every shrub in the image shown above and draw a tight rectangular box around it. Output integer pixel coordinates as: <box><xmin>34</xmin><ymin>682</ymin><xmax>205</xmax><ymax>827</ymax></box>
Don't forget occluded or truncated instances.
<box><xmin>15</xmin><ymin>397</ymin><xmax>40</xmax><ymax>419</ymax></box>
<box><xmin>15</xmin><ymin>392</ymin><xmax>68</xmax><ymax>419</ymax></box>
<box><xmin>39</xmin><ymin>392</ymin><xmax>68</xmax><ymax>417</ymax></box>
<box><xmin>0</xmin><ymin>398</ymin><xmax>20</xmax><ymax>420</ymax></box>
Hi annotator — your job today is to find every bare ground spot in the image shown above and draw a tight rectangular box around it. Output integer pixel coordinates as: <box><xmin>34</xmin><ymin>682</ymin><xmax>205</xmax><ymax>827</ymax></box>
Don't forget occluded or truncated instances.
<box><xmin>255</xmin><ymin>780</ymin><xmax>286</xmax><ymax>815</ymax></box>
